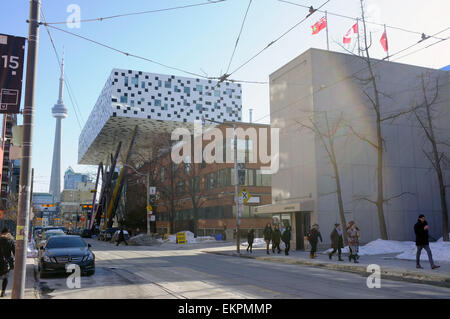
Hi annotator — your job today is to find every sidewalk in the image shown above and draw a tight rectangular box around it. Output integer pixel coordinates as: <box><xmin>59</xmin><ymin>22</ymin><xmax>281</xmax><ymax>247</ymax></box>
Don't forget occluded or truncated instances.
<box><xmin>203</xmin><ymin>245</ymin><xmax>450</xmax><ymax>288</ymax></box>
<box><xmin>0</xmin><ymin>258</ymin><xmax>39</xmax><ymax>299</ymax></box>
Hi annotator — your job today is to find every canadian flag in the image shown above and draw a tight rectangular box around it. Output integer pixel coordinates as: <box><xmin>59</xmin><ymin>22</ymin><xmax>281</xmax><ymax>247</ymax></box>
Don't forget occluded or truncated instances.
<box><xmin>380</xmin><ymin>31</ymin><xmax>388</xmax><ymax>52</ymax></box>
<box><xmin>343</xmin><ymin>22</ymin><xmax>358</xmax><ymax>44</ymax></box>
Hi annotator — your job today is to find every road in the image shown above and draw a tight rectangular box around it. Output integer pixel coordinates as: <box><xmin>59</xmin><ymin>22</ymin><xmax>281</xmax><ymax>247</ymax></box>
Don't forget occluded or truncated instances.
<box><xmin>35</xmin><ymin>238</ymin><xmax>450</xmax><ymax>299</ymax></box>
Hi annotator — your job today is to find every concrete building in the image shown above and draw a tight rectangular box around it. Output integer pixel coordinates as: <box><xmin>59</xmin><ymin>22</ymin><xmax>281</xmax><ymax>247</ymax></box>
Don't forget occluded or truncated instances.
<box><xmin>256</xmin><ymin>48</ymin><xmax>450</xmax><ymax>250</ymax></box>
<box><xmin>49</xmin><ymin>56</ymin><xmax>68</xmax><ymax>202</ymax></box>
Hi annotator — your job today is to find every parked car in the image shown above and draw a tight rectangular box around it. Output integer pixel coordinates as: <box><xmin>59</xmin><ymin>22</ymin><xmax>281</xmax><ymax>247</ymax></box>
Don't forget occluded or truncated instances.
<box><xmin>38</xmin><ymin>235</ymin><xmax>95</xmax><ymax>278</ymax></box>
<box><xmin>39</xmin><ymin>230</ymin><xmax>65</xmax><ymax>249</ymax></box>
<box><xmin>81</xmin><ymin>229</ymin><xmax>92</xmax><ymax>238</ymax></box>
<box><xmin>99</xmin><ymin>227</ymin><xmax>119</xmax><ymax>241</ymax></box>
<box><xmin>43</xmin><ymin>226</ymin><xmax>67</xmax><ymax>234</ymax></box>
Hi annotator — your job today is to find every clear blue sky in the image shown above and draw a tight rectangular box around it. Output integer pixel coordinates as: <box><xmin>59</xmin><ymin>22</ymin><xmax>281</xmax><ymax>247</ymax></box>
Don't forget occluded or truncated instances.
<box><xmin>1</xmin><ymin>0</ymin><xmax>449</xmax><ymax>192</ymax></box>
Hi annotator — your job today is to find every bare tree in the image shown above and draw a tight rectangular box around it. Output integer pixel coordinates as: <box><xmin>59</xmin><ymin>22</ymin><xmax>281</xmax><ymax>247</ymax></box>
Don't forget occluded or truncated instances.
<box><xmin>297</xmin><ymin>111</ymin><xmax>349</xmax><ymax>244</ymax></box>
<box><xmin>343</xmin><ymin>0</ymin><xmax>414</xmax><ymax>240</ymax></box>
<box><xmin>413</xmin><ymin>73</ymin><xmax>449</xmax><ymax>241</ymax></box>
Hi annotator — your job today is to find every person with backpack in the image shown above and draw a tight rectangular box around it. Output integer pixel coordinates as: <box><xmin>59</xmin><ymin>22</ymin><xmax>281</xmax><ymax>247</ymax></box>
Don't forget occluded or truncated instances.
<box><xmin>328</xmin><ymin>223</ymin><xmax>344</xmax><ymax>261</ymax></box>
<box><xmin>307</xmin><ymin>224</ymin><xmax>322</xmax><ymax>259</ymax></box>
<box><xmin>347</xmin><ymin>221</ymin><xmax>360</xmax><ymax>263</ymax></box>
<box><xmin>271</xmin><ymin>225</ymin><xmax>282</xmax><ymax>254</ymax></box>
<box><xmin>263</xmin><ymin>223</ymin><xmax>272</xmax><ymax>255</ymax></box>
<box><xmin>414</xmin><ymin>214</ymin><xmax>440</xmax><ymax>269</ymax></box>
<box><xmin>0</xmin><ymin>227</ymin><xmax>15</xmax><ymax>297</ymax></box>
<box><xmin>246</xmin><ymin>229</ymin><xmax>255</xmax><ymax>253</ymax></box>
<box><xmin>281</xmin><ymin>225</ymin><xmax>292</xmax><ymax>256</ymax></box>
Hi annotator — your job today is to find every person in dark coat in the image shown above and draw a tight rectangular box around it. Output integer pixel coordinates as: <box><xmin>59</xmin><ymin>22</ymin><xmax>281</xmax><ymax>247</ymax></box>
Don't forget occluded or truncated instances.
<box><xmin>271</xmin><ymin>225</ymin><xmax>282</xmax><ymax>254</ymax></box>
<box><xmin>328</xmin><ymin>223</ymin><xmax>344</xmax><ymax>261</ymax></box>
<box><xmin>307</xmin><ymin>224</ymin><xmax>322</xmax><ymax>258</ymax></box>
<box><xmin>414</xmin><ymin>214</ymin><xmax>440</xmax><ymax>269</ymax></box>
<box><xmin>246</xmin><ymin>229</ymin><xmax>255</xmax><ymax>253</ymax></box>
<box><xmin>116</xmin><ymin>227</ymin><xmax>128</xmax><ymax>246</ymax></box>
<box><xmin>281</xmin><ymin>225</ymin><xmax>291</xmax><ymax>256</ymax></box>
<box><xmin>0</xmin><ymin>227</ymin><xmax>15</xmax><ymax>297</ymax></box>
<box><xmin>263</xmin><ymin>224</ymin><xmax>272</xmax><ymax>255</ymax></box>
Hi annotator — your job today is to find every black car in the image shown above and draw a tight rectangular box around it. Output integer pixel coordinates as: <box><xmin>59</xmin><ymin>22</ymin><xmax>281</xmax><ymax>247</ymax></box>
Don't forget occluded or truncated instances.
<box><xmin>38</xmin><ymin>235</ymin><xmax>95</xmax><ymax>277</ymax></box>
<box><xmin>81</xmin><ymin>229</ymin><xmax>92</xmax><ymax>238</ymax></box>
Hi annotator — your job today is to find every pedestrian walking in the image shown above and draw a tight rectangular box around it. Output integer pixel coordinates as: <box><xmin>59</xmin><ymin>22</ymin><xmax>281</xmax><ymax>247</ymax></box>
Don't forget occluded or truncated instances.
<box><xmin>272</xmin><ymin>225</ymin><xmax>282</xmax><ymax>254</ymax></box>
<box><xmin>282</xmin><ymin>225</ymin><xmax>291</xmax><ymax>256</ymax></box>
<box><xmin>307</xmin><ymin>224</ymin><xmax>323</xmax><ymax>258</ymax></box>
<box><xmin>246</xmin><ymin>229</ymin><xmax>254</xmax><ymax>253</ymax></box>
<box><xmin>116</xmin><ymin>227</ymin><xmax>128</xmax><ymax>246</ymax></box>
<box><xmin>263</xmin><ymin>223</ymin><xmax>272</xmax><ymax>255</ymax></box>
<box><xmin>414</xmin><ymin>214</ymin><xmax>440</xmax><ymax>269</ymax></box>
<box><xmin>0</xmin><ymin>227</ymin><xmax>15</xmax><ymax>297</ymax></box>
<box><xmin>346</xmin><ymin>221</ymin><xmax>360</xmax><ymax>263</ymax></box>
<box><xmin>328</xmin><ymin>223</ymin><xmax>344</xmax><ymax>261</ymax></box>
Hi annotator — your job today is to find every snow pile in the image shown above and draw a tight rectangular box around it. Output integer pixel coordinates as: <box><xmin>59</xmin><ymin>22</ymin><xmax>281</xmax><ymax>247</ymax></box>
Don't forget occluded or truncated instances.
<box><xmin>27</xmin><ymin>240</ymin><xmax>38</xmax><ymax>258</ymax></box>
<box><xmin>437</xmin><ymin>233</ymin><xmax>450</xmax><ymax>242</ymax></box>
<box><xmin>128</xmin><ymin>234</ymin><xmax>161</xmax><ymax>246</ymax></box>
<box><xmin>166</xmin><ymin>231</ymin><xmax>217</xmax><ymax>244</ymax></box>
<box><xmin>323</xmin><ymin>238</ymin><xmax>450</xmax><ymax>262</ymax></box>
<box><xmin>396</xmin><ymin>241</ymin><xmax>450</xmax><ymax>262</ymax></box>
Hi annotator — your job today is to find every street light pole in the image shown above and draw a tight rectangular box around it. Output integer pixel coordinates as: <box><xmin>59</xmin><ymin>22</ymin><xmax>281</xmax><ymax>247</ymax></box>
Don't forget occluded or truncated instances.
<box><xmin>233</xmin><ymin>122</ymin><xmax>240</xmax><ymax>254</ymax></box>
<box><xmin>11</xmin><ymin>0</ymin><xmax>40</xmax><ymax>299</ymax></box>
<box><xmin>147</xmin><ymin>165</ymin><xmax>150</xmax><ymax>235</ymax></box>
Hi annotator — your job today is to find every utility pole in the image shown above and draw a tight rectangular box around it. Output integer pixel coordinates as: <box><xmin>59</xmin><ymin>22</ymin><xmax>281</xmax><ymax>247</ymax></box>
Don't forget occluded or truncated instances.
<box><xmin>12</xmin><ymin>0</ymin><xmax>40</xmax><ymax>299</ymax></box>
<box><xmin>147</xmin><ymin>165</ymin><xmax>151</xmax><ymax>235</ymax></box>
<box><xmin>233</xmin><ymin>122</ymin><xmax>240</xmax><ymax>254</ymax></box>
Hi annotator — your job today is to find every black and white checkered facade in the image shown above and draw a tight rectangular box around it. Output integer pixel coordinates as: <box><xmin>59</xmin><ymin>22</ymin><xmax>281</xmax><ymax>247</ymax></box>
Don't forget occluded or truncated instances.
<box><xmin>78</xmin><ymin>69</ymin><xmax>242</xmax><ymax>164</ymax></box>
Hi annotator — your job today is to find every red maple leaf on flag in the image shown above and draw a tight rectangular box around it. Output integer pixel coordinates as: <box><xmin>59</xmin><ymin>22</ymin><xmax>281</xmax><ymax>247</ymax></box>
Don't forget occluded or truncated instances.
<box><xmin>343</xmin><ymin>23</ymin><xmax>358</xmax><ymax>44</ymax></box>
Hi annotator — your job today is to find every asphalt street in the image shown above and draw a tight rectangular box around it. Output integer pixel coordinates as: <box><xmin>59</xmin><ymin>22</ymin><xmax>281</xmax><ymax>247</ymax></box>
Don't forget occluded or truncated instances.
<box><xmin>36</xmin><ymin>239</ymin><xmax>450</xmax><ymax>299</ymax></box>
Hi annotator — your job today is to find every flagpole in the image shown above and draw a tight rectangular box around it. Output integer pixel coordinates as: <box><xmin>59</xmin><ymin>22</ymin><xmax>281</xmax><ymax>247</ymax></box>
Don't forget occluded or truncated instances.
<box><xmin>384</xmin><ymin>24</ymin><xmax>389</xmax><ymax>60</ymax></box>
<box><xmin>357</xmin><ymin>18</ymin><xmax>361</xmax><ymax>56</ymax></box>
<box><xmin>325</xmin><ymin>11</ymin><xmax>329</xmax><ymax>51</ymax></box>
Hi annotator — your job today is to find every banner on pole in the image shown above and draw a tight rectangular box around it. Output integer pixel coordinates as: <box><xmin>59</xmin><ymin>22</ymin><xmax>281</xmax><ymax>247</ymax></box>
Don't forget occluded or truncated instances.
<box><xmin>0</xmin><ymin>34</ymin><xmax>26</xmax><ymax>114</ymax></box>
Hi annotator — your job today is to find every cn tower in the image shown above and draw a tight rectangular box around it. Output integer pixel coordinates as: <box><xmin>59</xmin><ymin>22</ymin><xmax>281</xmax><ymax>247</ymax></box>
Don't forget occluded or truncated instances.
<box><xmin>49</xmin><ymin>54</ymin><xmax>68</xmax><ymax>202</ymax></box>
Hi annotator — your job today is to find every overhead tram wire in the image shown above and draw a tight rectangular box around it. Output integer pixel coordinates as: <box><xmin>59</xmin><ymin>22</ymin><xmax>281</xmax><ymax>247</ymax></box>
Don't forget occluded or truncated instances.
<box><xmin>227</xmin><ymin>0</ymin><xmax>331</xmax><ymax>78</ymax></box>
<box><xmin>225</xmin><ymin>0</ymin><xmax>253</xmax><ymax>75</ymax></box>
<box><xmin>41</xmin><ymin>10</ymin><xmax>84</xmax><ymax>131</ymax></box>
<box><xmin>41</xmin><ymin>0</ymin><xmax>228</xmax><ymax>25</ymax></box>
<box><xmin>43</xmin><ymin>24</ymin><xmax>215</xmax><ymax>80</ymax></box>
<box><xmin>249</xmin><ymin>26</ymin><xmax>450</xmax><ymax>126</ymax></box>
<box><xmin>277</xmin><ymin>0</ymin><xmax>446</xmax><ymax>41</ymax></box>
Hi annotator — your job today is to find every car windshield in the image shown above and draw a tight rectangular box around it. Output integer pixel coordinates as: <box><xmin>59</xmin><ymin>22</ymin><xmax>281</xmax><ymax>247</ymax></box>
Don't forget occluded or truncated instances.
<box><xmin>43</xmin><ymin>232</ymin><xmax>65</xmax><ymax>240</ymax></box>
<box><xmin>46</xmin><ymin>237</ymin><xmax>87</xmax><ymax>249</ymax></box>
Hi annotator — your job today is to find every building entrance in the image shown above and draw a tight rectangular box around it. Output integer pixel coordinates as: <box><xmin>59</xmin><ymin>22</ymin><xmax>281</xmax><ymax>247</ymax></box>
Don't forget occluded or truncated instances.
<box><xmin>295</xmin><ymin>212</ymin><xmax>311</xmax><ymax>250</ymax></box>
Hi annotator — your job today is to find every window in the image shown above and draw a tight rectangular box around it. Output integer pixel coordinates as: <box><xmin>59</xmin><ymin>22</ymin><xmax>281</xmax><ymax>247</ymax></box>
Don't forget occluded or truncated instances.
<box><xmin>256</xmin><ymin>170</ymin><xmax>271</xmax><ymax>186</ymax></box>
<box><xmin>158</xmin><ymin>80</ymin><xmax>162</xmax><ymax>87</ymax></box>
<box><xmin>141</xmin><ymin>81</ymin><xmax>145</xmax><ymax>88</ymax></box>
<box><xmin>161</xmin><ymin>167</ymin><xmax>165</xmax><ymax>183</ymax></box>
<box><xmin>164</xmin><ymin>81</ymin><xmax>171</xmax><ymax>88</ymax></box>
<box><xmin>196</xmin><ymin>104</ymin><xmax>202</xmax><ymax>111</ymax></box>
<box><xmin>176</xmin><ymin>181</ymin><xmax>185</xmax><ymax>196</ymax></box>
<box><xmin>214</xmin><ymin>90</ymin><xmax>220</xmax><ymax>97</ymax></box>
<box><xmin>155</xmin><ymin>99</ymin><xmax>161</xmax><ymax>106</ymax></box>
<box><xmin>131</xmin><ymin>77</ymin><xmax>139</xmax><ymax>85</ymax></box>
<box><xmin>184</xmin><ymin>87</ymin><xmax>190</xmax><ymax>94</ymax></box>
<box><xmin>120</xmin><ymin>96</ymin><xmax>127</xmax><ymax>103</ymax></box>
<box><xmin>163</xmin><ymin>104</ymin><xmax>168</xmax><ymax>110</ymax></box>
<box><xmin>124</xmin><ymin>77</ymin><xmax>129</xmax><ymax>86</ymax></box>
<box><xmin>226</xmin><ymin>89</ymin><xmax>233</xmax><ymax>95</ymax></box>
<box><xmin>130</xmin><ymin>100</ymin><xmax>135</xmax><ymax>107</ymax></box>
<box><xmin>196</xmin><ymin>84</ymin><xmax>203</xmax><ymax>92</ymax></box>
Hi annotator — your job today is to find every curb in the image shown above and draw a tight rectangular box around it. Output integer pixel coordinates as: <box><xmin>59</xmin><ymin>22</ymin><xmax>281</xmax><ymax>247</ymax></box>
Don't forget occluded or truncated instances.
<box><xmin>204</xmin><ymin>251</ymin><xmax>450</xmax><ymax>288</ymax></box>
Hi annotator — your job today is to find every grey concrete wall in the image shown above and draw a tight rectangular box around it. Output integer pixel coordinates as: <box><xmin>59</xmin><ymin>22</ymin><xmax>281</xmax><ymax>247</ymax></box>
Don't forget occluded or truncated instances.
<box><xmin>270</xmin><ymin>48</ymin><xmax>450</xmax><ymax>245</ymax></box>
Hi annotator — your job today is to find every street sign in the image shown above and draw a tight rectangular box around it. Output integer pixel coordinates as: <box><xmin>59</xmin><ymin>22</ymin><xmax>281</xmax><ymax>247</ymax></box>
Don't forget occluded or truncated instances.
<box><xmin>0</xmin><ymin>34</ymin><xmax>26</xmax><ymax>114</ymax></box>
<box><xmin>149</xmin><ymin>186</ymin><xmax>156</xmax><ymax>195</ymax></box>
<box><xmin>150</xmin><ymin>215</ymin><xmax>156</xmax><ymax>222</ymax></box>
<box><xmin>239</xmin><ymin>188</ymin><xmax>251</xmax><ymax>204</ymax></box>
<box><xmin>176</xmin><ymin>232</ymin><xmax>187</xmax><ymax>244</ymax></box>
<box><xmin>146</xmin><ymin>204</ymin><xmax>152</xmax><ymax>212</ymax></box>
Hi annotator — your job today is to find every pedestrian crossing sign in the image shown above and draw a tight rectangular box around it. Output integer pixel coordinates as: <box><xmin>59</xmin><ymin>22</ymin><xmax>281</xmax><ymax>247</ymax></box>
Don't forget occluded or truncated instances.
<box><xmin>239</xmin><ymin>188</ymin><xmax>251</xmax><ymax>204</ymax></box>
<box><xmin>146</xmin><ymin>204</ymin><xmax>152</xmax><ymax>212</ymax></box>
